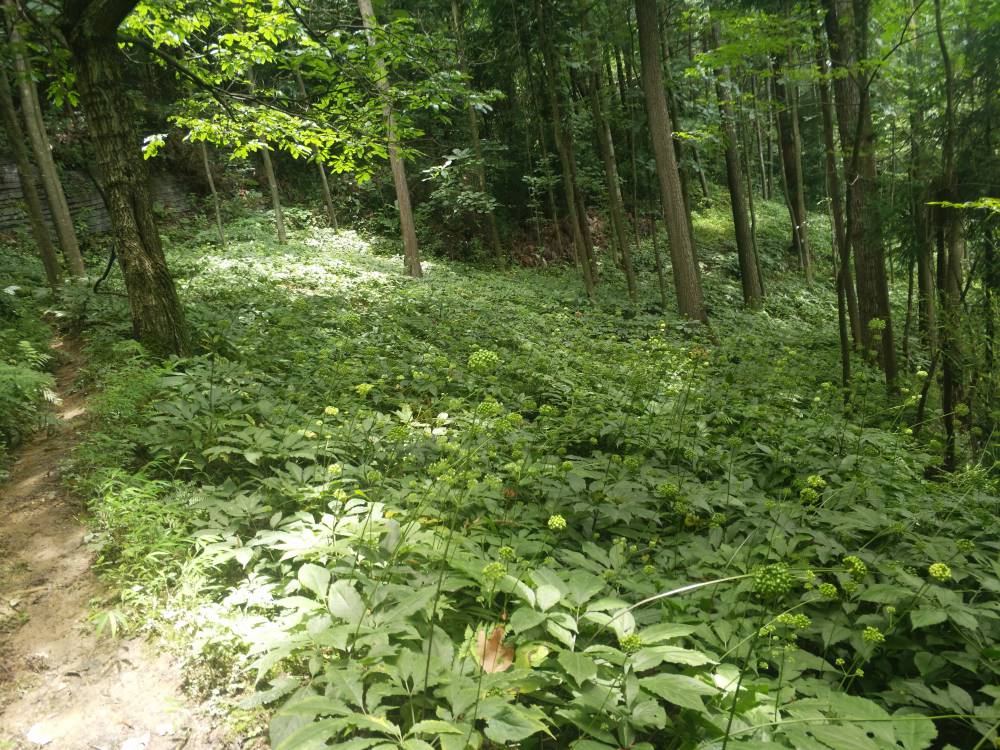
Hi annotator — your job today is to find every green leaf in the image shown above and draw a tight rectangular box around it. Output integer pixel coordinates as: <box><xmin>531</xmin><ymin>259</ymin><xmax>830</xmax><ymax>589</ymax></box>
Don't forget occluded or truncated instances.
<box><xmin>640</xmin><ymin>673</ymin><xmax>718</xmax><ymax>712</ymax></box>
<box><xmin>630</xmin><ymin>699</ymin><xmax>667</xmax><ymax>730</ymax></box>
<box><xmin>632</xmin><ymin>646</ymin><xmax>715</xmax><ymax>671</ymax></box>
<box><xmin>484</xmin><ymin>704</ymin><xmax>550</xmax><ymax>743</ymax></box>
<box><xmin>509</xmin><ymin>606</ymin><xmax>547</xmax><ymax>633</ymax></box>
<box><xmin>407</xmin><ymin>720</ymin><xmax>463</xmax><ymax>736</ymax></box>
<box><xmin>858</xmin><ymin>584</ymin><xmax>912</xmax><ymax>604</ymax></box>
<box><xmin>806</xmin><ymin>724</ymin><xmax>879</xmax><ymax>750</ymax></box>
<box><xmin>910</xmin><ymin>608</ymin><xmax>947</xmax><ymax>629</ymax></box>
<box><xmin>271</xmin><ymin>718</ymin><xmax>340</xmax><ymax>750</ymax></box>
<box><xmin>298</xmin><ymin>564</ymin><xmax>331</xmax><ymax>597</ymax></box>
<box><xmin>327</xmin><ymin>580</ymin><xmax>365</xmax><ymax>624</ymax></box>
<box><xmin>536</xmin><ymin>584</ymin><xmax>562</xmax><ymax>612</ymax></box>
<box><xmin>639</xmin><ymin>623</ymin><xmax>697</xmax><ymax>643</ymax></box>
<box><xmin>893</xmin><ymin>710</ymin><xmax>938</xmax><ymax>750</ymax></box>
<box><xmin>557</xmin><ymin>650</ymin><xmax>598</xmax><ymax>685</ymax></box>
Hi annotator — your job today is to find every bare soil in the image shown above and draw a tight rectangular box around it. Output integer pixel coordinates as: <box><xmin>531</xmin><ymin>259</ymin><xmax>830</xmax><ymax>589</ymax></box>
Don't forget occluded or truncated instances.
<box><xmin>0</xmin><ymin>338</ymin><xmax>229</xmax><ymax>750</ymax></box>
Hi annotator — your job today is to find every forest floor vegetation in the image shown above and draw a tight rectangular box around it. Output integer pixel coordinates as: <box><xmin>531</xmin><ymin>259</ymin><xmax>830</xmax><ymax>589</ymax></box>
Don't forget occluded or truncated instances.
<box><xmin>0</xmin><ymin>197</ymin><xmax>997</xmax><ymax>749</ymax></box>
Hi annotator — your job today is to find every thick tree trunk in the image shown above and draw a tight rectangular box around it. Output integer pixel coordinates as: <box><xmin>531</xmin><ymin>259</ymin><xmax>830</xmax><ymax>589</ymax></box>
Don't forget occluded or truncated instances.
<box><xmin>537</xmin><ymin>0</ymin><xmax>594</xmax><ymax>297</ymax></box>
<box><xmin>815</xmin><ymin>28</ymin><xmax>860</xmax><ymax>344</ymax></box>
<box><xmin>358</xmin><ymin>0</ymin><xmax>422</xmax><ymax>278</ymax></box>
<box><xmin>451</xmin><ymin>0</ymin><xmax>503</xmax><ymax>264</ymax></box>
<box><xmin>772</xmin><ymin>53</ymin><xmax>812</xmax><ymax>283</ymax></box>
<box><xmin>6</xmin><ymin>13</ymin><xmax>85</xmax><ymax>277</ymax></box>
<box><xmin>635</xmin><ymin>0</ymin><xmax>706</xmax><ymax>322</ymax></box>
<box><xmin>711</xmin><ymin>23</ymin><xmax>763</xmax><ymax>309</ymax></box>
<box><xmin>0</xmin><ymin>64</ymin><xmax>60</xmax><ymax>292</ymax></box>
<box><xmin>199</xmin><ymin>142</ymin><xmax>226</xmax><ymax>250</ymax></box>
<box><xmin>64</xmin><ymin>31</ymin><xmax>188</xmax><ymax>355</ymax></box>
<box><xmin>825</xmin><ymin>0</ymin><xmax>897</xmax><ymax>386</ymax></box>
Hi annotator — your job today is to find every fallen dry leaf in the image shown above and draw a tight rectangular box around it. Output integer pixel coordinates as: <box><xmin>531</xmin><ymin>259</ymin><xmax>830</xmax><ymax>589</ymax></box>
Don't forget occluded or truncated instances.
<box><xmin>475</xmin><ymin>625</ymin><xmax>514</xmax><ymax>673</ymax></box>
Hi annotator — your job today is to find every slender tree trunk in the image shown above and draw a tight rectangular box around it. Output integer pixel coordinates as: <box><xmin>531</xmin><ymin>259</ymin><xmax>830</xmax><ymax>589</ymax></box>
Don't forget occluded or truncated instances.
<box><xmin>63</xmin><ymin>26</ymin><xmax>188</xmax><ymax>355</ymax></box>
<box><xmin>0</xmin><ymin>64</ymin><xmax>60</xmax><ymax>292</ymax></box>
<box><xmin>771</xmin><ymin>53</ymin><xmax>812</xmax><ymax>282</ymax></box>
<box><xmin>293</xmin><ymin>69</ymin><xmax>338</xmax><ymax>230</ymax></box>
<box><xmin>909</xmin><ymin>102</ymin><xmax>936</xmax><ymax>355</ymax></box>
<box><xmin>537</xmin><ymin>0</ymin><xmax>594</xmax><ymax>297</ymax></box>
<box><xmin>635</xmin><ymin>0</ymin><xmax>706</xmax><ymax>322</ymax></box>
<box><xmin>825</xmin><ymin>0</ymin><xmax>897</xmax><ymax>386</ymax></box>
<box><xmin>711</xmin><ymin>22</ymin><xmax>763</xmax><ymax>309</ymax></box>
<box><xmin>815</xmin><ymin>27</ymin><xmax>860</xmax><ymax>344</ymax></box>
<box><xmin>451</xmin><ymin>0</ymin><xmax>503</xmax><ymax>264</ymax></box>
<box><xmin>199</xmin><ymin>142</ymin><xmax>226</xmax><ymax>250</ymax></box>
<box><xmin>6</xmin><ymin>12</ymin><xmax>85</xmax><ymax>277</ymax></box>
<box><xmin>582</xmin><ymin>47</ymin><xmax>637</xmax><ymax>299</ymax></box>
<box><xmin>933</xmin><ymin>0</ymin><xmax>963</xmax><ymax>470</ymax></box>
<box><xmin>245</xmin><ymin>69</ymin><xmax>286</xmax><ymax>245</ymax></box>
<box><xmin>765</xmin><ymin>78</ymin><xmax>776</xmax><ymax>200</ymax></box>
<box><xmin>751</xmin><ymin>76</ymin><xmax>769</xmax><ymax>200</ymax></box>
<box><xmin>358</xmin><ymin>0</ymin><xmax>422</xmax><ymax>277</ymax></box>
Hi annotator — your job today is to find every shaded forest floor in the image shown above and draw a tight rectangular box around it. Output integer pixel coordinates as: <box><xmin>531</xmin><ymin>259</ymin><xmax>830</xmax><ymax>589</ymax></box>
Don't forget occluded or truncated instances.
<box><xmin>0</xmin><ymin>339</ymin><xmax>226</xmax><ymax>750</ymax></box>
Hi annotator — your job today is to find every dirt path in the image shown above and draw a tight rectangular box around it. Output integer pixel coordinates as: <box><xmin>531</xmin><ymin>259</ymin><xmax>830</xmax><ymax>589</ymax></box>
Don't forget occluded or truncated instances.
<box><xmin>0</xmin><ymin>339</ymin><xmax>225</xmax><ymax>750</ymax></box>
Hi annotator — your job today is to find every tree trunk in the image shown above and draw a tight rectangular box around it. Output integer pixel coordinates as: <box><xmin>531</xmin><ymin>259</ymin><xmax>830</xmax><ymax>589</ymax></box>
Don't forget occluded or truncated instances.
<box><xmin>711</xmin><ymin>22</ymin><xmax>763</xmax><ymax>309</ymax></box>
<box><xmin>908</xmin><ymin>98</ymin><xmax>936</xmax><ymax>355</ymax></box>
<box><xmin>63</xmin><ymin>28</ymin><xmax>188</xmax><ymax>355</ymax></box>
<box><xmin>358</xmin><ymin>0</ymin><xmax>422</xmax><ymax>277</ymax></box>
<box><xmin>537</xmin><ymin>0</ymin><xmax>594</xmax><ymax>297</ymax></box>
<box><xmin>6</xmin><ymin>12</ymin><xmax>85</xmax><ymax>277</ymax></box>
<box><xmin>199</xmin><ymin>142</ymin><xmax>226</xmax><ymax>250</ymax></box>
<box><xmin>583</xmin><ymin>46</ymin><xmax>637</xmax><ymax>300</ymax></box>
<box><xmin>771</xmin><ymin>53</ymin><xmax>812</xmax><ymax>283</ymax></box>
<box><xmin>825</xmin><ymin>0</ymin><xmax>897</xmax><ymax>386</ymax></box>
<box><xmin>0</xmin><ymin>63</ymin><xmax>60</xmax><ymax>292</ymax></box>
<box><xmin>451</xmin><ymin>0</ymin><xmax>504</xmax><ymax>264</ymax></box>
<box><xmin>815</xmin><ymin>27</ymin><xmax>860</xmax><ymax>344</ymax></box>
<box><xmin>635</xmin><ymin>0</ymin><xmax>706</xmax><ymax>322</ymax></box>
<box><xmin>293</xmin><ymin>69</ymin><xmax>338</xmax><ymax>230</ymax></box>
<box><xmin>245</xmin><ymin>68</ymin><xmax>286</xmax><ymax>245</ymax></box>
<box><xmin>933</xmin><ymin>0</ymin><xmax>963</xmax><ymax>471</ymax></box>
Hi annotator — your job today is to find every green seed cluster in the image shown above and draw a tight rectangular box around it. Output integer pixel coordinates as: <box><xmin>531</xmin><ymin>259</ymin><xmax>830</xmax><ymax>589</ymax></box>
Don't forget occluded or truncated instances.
<box><xmin>753</xmin><ymin>563</ymin><xmax>794</xmax><ymax>597</ymax></box>
<box><xmin>843</xmin><ymin>555</ymin><xmax>868</xmax><ymax>581</ymax></box>
<box><xmin>547</xmin><ymin>514</ymin><xmax>567</xmax><ymax>531</ymax></box>
<box><xmin>928</xmin><ymin>562</ymin><xmax>952</xmax><ymax>581</ymax></box>
<box><xmin>468</xmin><ymin>349</ymin><xmax>500</xmax><ymax>373</ymax></box>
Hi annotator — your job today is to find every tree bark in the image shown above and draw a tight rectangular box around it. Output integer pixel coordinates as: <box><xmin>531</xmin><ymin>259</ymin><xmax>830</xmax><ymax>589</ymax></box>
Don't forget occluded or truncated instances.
<box><xmin>245</xmin><ymin>68</ymin><xmax>286</xmax><ymax>245</ymax></box>
<box><xmin>62</xmin><ymin>12</ymin><xmax>188</xmax><ymax>356</ymax></box>
<box><xmin>358</xmin><ymin>0</ymin><xmax>422</xmax><ymax>278</ymax></box>
<box><xmin>583</xmin><ymin>42</ymin><xmax>637</xmax><ymax>300</ymax></box>
<box><xmin>6</xmin><ymin>11</ymin><xmax>85</xmax><ymax>277</ymax></box>
<box><xmin>771</xmin><ymin>52</ymin><xmax>812</xmax><ymax>283</ymax></box>
<box><xmin>815</xmin><ymin>26</ymin><xmax>860</xmax><ymax>344</ymax></box>
<box><xmin>933</xmin><ymin>0</ymin><xmax>963</xmax><ymax>471</ymax></box>
<box><xmin>537</xmin><ymin>0</ymin><xmax>594</xmax><ymax>297</ymax></box>
<box><xmin>451</xmin><ymin>0</ymin><xmax>503</xmax><ymax>264</ymax></box>
<box><xmin>825</xmin><ymin>0</ymin><xmax>897</xmax><ymax>385</ymax></box>
<box><xmin>711</xmin><ymin>22</ymin><xmax>763</xmax><ymax>309</ymax></box>
<box><xmin>635</xmin><ymin>0</ymin><xmax>706</xmax><ymax>322</ymax></box>
<box><xmin>293</xmin><ymin>69</ymin><xmax>338</xmax><ymax>230</ymax></box>
<box><xmin>199</xmin><ymin>142</ymin><xmax>226</xmax><ymax>250</ymax></box>
<box><xmin>0</xmin><ymin>63</ymin><xmax>60</xmax><ymax>292</ymax></box>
